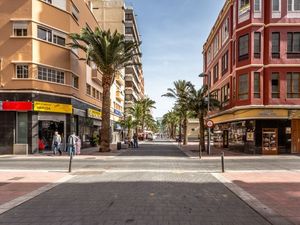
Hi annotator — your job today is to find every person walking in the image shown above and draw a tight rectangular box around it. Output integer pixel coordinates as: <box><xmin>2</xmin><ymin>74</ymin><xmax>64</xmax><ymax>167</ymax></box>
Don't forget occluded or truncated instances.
<box><xmin>52</xmin><ymin>131</ymin><xmax>62</xmax><ymax>155</ymax></box>
<box><xmin>133</xmin><ymin>133</ymin><xmax>138</xmax><ymax>148</ymax></box>
<box><xmin>68</xmin><ymin>132</ymin><xmax>78</xmax><ymax>156</ymax></box>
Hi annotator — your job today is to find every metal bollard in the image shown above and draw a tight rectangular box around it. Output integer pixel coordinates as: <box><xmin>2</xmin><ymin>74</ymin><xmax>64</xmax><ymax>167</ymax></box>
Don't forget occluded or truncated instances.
<box><xmin>221</xmin><ymin>151</ymin><xmax>225</xmax><ymax>173</ymax></box>
<box><xmin>68</xmin><ymin>151</ymin><xmax>73</xmax><ymax>173</ymax></box>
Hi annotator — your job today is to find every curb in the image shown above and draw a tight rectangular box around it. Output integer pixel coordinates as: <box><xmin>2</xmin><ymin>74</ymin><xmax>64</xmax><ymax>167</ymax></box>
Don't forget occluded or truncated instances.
<box><xmin>212</xmin><ymin>173</ymin><xmax>294</xmax><ymax>225</ymax></box>
<box><xmin>0</xmin><ymin>175</ymin><xmax>74</xmax><ymax>215</ymax></box>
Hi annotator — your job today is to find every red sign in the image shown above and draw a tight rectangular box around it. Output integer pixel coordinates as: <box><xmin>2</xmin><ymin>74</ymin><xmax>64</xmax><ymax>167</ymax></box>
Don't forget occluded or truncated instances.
<box><xmin>206</xmin><ymin>120</ymin><xmax>214</xmax><ymax>128</ymax></box>
<box><xmin>2</xmin><ymin>101</ymin><xmax>32</xmax><ymax>111</ymax></box>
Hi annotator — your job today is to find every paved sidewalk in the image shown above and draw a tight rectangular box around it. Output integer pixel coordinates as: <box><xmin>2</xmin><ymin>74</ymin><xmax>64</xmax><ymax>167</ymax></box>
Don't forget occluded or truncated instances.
<box><xmin>223</xmin><ymin>171</ymin><xmax>300</xmax><ymax>225</ymax></box>
<box><xmin>179</xmin><ymin>142</ymin><xmax>250</xmax><ymax>157</ymax></box>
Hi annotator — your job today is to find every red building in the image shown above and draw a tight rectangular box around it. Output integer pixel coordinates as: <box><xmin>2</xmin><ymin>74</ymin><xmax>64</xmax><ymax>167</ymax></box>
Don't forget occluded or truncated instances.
<box><xmin>203</xmin><ymin>0</ymin><xmax>300</xmax><ymax>154</ymax></box>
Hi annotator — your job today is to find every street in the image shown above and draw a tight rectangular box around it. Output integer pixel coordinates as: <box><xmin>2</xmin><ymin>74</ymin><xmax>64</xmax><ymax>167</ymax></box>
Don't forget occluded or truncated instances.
<box><xmin>0</xmin><ymin>142</ymin><xmax>299</xmax><ymax>225</ymax></box>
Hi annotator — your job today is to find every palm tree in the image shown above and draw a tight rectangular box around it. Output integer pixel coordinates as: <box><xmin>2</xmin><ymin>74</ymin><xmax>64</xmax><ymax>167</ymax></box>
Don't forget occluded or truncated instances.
<box><xmin>162</xmin><ymin>111</ymin><xmax>179</xmax><ymax>139</ymax></box>
<box><xmin>139</xmin><ymin>97</ymin><xmax>156</xmax><ymax>136</ymax></box>
<box><xmin>187</xmin><ymin>85</ymin><xmax>219</xmax><ymax>154</ymax></box>
<box><xmin>129</xmin><ymin>102</ymin><xmax>143</xmax><ymax>135</ymax></box>
<box><xmin>119</xmin><ymin>115</ymin><xmax>134</xmax><ymax>140</ymax></box>
<box><xmin>162</xmin><ymin>80</ymin><xmax>192</xmax><ymax>145</ymax></box>
<box><xmin>69</xmin><ymin>28</ymin><xmax>140</xmax><ymax>152</ymax></box>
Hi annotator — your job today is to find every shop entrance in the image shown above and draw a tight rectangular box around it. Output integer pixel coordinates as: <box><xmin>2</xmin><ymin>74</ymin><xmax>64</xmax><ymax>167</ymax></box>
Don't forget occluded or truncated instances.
<box><xmin>291</xmin><ymin>119</ymin><xmax>300</xmax><ymax>153</ymax></box>
<box><xmin>38</xmin><ymin>121</ymin><xmax>64</xmax><ymax>151</ymax></box>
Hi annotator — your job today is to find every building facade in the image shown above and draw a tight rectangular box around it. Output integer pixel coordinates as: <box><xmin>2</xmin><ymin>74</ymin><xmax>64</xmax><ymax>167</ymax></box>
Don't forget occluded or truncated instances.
<box><xmin>124</xmin><ymin>7</ymin><xmax>145</xmax><ymax>115</ymax></box>
<box><xmin>203</xmin><ymin>0</ymin><xmax>300</xmax><ymax>154</ymax></box>
<box><xmin>0</xmin><ymin>0</ymin><xmax>104</xmax><ymax>154</ymax></box>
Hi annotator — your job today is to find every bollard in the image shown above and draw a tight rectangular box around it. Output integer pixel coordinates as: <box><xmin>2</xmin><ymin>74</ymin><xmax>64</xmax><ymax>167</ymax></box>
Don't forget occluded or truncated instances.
<box><xmin>221</xmin><ymin>151</ymin><xmax>225</xmax><ymax>173</ymax></box>
<box><xmin>68</xmin><ymin>151</ymin><xmax>73</xmax><ymax>173</ymax></box>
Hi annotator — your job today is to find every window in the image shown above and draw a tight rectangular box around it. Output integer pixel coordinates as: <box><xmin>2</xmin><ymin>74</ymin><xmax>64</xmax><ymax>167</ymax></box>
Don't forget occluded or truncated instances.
<box><xmin>233</xmin><ymin>77</ymin><xmax>236</xmax><ymax>100</ymax></box>
<box><xmin>125</xmin><ymin>13</ymin><xmax>133</xmax><ymax>21</ymax></box>
<box><xmin>272</xmin><ymin>0</ymin><xmax>280</xmax><ymax>11</ymax></box>
<box><xmin>53</xmin><ymin>34</ymin><xmax>65</xmax><ymax>46</ymax></box>
<box><xmin>72</xmin><ymin>3</ymin><xmax>80</xmax><ymax>21</ymax></box>
<box><xmin>72</xmin><ymin>75</ymin><xmax>78</xmax><ymax>88</ymax></box>
<box><xmin>240</xmin><ymin>0</ymin><xmax>250</xmax><ymax>10</ymax></box>
<box><xmin>44</xmin><ymin>0</ymin><xmax>52</xmax><ymax>3</ymax></box>
<box><xmin>233</xmin><ymin>41</ymin><xmax>236</xmax><ymax>64</ymax></box>
<box><xmin>13</xmin><ymin>22</ymin><xmax>28</xmax><ymax>37</ymax></box>
<box><xmin>125</xmin><ymin>27</ymin><xmax>133</xmax><ymax>34</ymax></box>
<box><xmin>38</xmin><ymin>26</ymin><xmax>52</xmax><ymax>42</ymax></box>
<box><xmin>221</xmin><ymin>51</ymin><xmax>228</xmax><ymax>74</ymax></box>
<box><xmin>254</xmin><ymin>72</ymin><xmax>260</xmax><ymax>98</ymax></box>
<box><xmin>271</xmin><ymin>72</ymin><xmax>280</xmax><ymax>98</ymax></box>
<box><xmin>238</xmin><ymin>74</ymin><xmax>248</xmax><ymax>100</ymax></box>
<box><xmin>288</xmin><ymin>0</ymin><xmax>300</xmax><ymax>11</ymax></box>
<box><xmin>17</xmin><ymin>112</ymin><xmax>28</xmax><ymax>144</ymax></box>
<box><xmin>287</xmin><ymin>32</ymin><xmax>300</xmax><ymax>58</ymax></box>
<box><xmin>213</xmin><ymin>63</ymin><xmax>219</xmax><ymax>83</ymax></box>
<box><xmin>238</xmin><ymin>34</ymin><xmax>249</xmax><ymax>60</ymax></box>
<box><xmin>96</xmin><ymin>90</ymin><xmax>100</xmax><ymax>100</ymax></box>
<box><xmin>254</xmin><ymin>0</ymin><xmax>261</xmax><ymax>12</ymax></box>
<box><xmin>221</xmin><ymin>83</ymin><xmax>230</xmax><ymax>107</ymax></box>
<box><xmin>86</xmin><ymin>84</ymin><xmax>91</xmax><ymax>95</ymax></box>
<box><xmin>272</xmin><ymin>32</ymin><xmax>280</xmax><ymax>58</ymax></box>
<box><xmin>211</xmin><ymin>90</ymin><xmax>219</xmax><ymax>101</ymax></box>
<box><xmin>92</xmin><ymin>88</ymin><xmax>96</xmax><ymax>98</ymax></box>
<box><xmin>254</xmin><ymin>32</ymin><xmax>261</xmax><ymax>58</ymax></box>
<box><xmin>287</xmin><ymin>72</ymin><xmax>300</xmax><ymax>98</ymax></box>
<box><xmin>38</xmin><ymin>66</ymin><xmax>64</xmax><ymax>84</ymax></box>
<box><xmin>16</xmin><ymin>65</ymin><xmax>29</xmax><ymax>78</ymax></box>
<box><xmin>233</xmin><ymin>1</ymin><xmax>237</xmax><ymax>28</ymax></box>
<box><xmin>213</xmin><ymin>35</ymin><xmax>219</xmax><ymax>56</ymax></box>
<box><xmin>221</xmin><ymin>18</ymin><xmax>229</xmax><ymax>44</ymax></box>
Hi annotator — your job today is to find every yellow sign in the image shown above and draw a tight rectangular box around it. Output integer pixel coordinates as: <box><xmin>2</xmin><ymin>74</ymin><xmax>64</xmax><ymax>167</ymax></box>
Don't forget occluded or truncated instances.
<box><xmin>34</xmin><ymin>101</ymin><xmax>72</xmax><ymax>114</ymax></box>
<box><xmin>87</xmin><ymin>108</ymin><xmax>102</xmax><ymax>119</ymax></box>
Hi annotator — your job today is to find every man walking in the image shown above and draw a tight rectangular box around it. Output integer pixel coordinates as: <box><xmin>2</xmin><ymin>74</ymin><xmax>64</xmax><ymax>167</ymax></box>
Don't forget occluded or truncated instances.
<box><xmin>133</xmin><ymin>133</ymin><xmax>138</xmax><ymax>148</ymax></box>
<box><xmin>52</xmin><ymin>131</ymin><xmax>62</xmax><ymax>155</ymax></box>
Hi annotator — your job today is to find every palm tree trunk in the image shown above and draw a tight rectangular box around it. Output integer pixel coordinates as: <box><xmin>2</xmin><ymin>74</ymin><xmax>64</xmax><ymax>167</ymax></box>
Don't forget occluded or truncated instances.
<box><xmin>100</xmin><ymin>76</ymin><xmax>112</xmax><ymax>152</ymax></box>
<box><xmin>183</xmin><ymin>115</ymin><xmax>188</xmax><ymax>145</ymax></box>
<box><xmin>199</xmin><ymin>113</ymin><xmax>205</xmax><ymax>152</ymax></box>
<box><xmin>178</xmin><ymin>117</ymin><xmax>182</xmax><ymax>142</ymax></box>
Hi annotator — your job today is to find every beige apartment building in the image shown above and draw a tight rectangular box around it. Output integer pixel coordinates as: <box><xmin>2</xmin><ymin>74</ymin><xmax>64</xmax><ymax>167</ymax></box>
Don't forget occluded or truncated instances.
<box><xmin>0</xmin><ymin>0</ymin><xmax>105</xmax><ymax>154</ymax></box>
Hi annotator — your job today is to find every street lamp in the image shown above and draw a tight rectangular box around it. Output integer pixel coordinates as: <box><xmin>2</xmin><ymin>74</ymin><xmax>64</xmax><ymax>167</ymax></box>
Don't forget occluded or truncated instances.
<box><xmin>199</xmin><ymin>73</ymin><xmax>211</xmax><ymax>155</ymax></box>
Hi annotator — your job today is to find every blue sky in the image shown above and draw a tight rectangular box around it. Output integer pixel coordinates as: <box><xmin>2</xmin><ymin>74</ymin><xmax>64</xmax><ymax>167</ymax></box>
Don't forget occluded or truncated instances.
<box><xmin>126</xmin><ymin>0</ymin><xmax>225</xmax><ymax>118</ymax></box>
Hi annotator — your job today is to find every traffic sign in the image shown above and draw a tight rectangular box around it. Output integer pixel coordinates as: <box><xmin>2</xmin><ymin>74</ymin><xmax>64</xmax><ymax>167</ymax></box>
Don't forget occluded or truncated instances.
<box><xmin>206</xmin><ymin>120</ymin><xmax>214</xmax><ymax>128</ymax></box>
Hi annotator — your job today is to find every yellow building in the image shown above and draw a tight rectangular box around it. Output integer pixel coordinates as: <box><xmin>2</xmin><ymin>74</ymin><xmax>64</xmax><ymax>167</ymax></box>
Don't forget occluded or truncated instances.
<box><xmin>0</xmin><ymin>0</ymin><xmax>104</xmax><ymax>154</ymax></box>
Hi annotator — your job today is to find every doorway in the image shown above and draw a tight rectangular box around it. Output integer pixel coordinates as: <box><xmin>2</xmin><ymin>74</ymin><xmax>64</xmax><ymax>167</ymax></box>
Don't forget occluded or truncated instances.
<box><xmin>291</xmin><ymin>119</ymin><xmax>300</xmax><ymax>153</ymax></box>
<box><xmin>38</xmin><ymin>121</ymin><xmax>64</xmax><ymax>151</ymax></box>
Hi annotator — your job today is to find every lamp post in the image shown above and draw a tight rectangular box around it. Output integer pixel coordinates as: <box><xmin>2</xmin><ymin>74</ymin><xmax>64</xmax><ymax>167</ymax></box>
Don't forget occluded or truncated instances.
<box><xmin>199</xmin><ymin>73</ymin><xmax>211</xmax><ymax>155</ymax></box>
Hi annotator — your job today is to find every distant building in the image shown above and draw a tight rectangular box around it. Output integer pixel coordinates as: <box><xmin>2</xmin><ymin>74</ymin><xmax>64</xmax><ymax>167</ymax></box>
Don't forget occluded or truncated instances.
<box><xmin>202</xmin><ymin>0</ymin><xmax>300</xmax><ymax>154</ymax></box>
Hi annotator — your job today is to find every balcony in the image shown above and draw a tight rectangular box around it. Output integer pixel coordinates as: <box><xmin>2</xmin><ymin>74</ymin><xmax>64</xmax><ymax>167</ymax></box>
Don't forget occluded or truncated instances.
<box><xmin>115</xmin><ymin>73</ymin><xmax>125</xmax><ymax>86</ymax></box>
<box><xmin>116</xmin><ymin>90</ymin><xmax>124</xmax><ymax>102</ymax></box>
<box><xmin>92</xmin><ymin>69</ymin><xmax>102</xmax><ymax>86</ymax></box>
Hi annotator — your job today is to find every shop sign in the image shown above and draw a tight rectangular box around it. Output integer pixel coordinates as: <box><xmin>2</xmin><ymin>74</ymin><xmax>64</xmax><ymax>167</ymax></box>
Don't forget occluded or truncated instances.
<box><xmin>289</xmin><ymin>110</ymin><xmax>300</xmax><ymax>119</ymax></box>
<box><xmin>2</xmin><ymin>101</ymin><xmax>32</xmax><ymax>111</ymax></box>
<box><xmin>246</xmin><ymin>132</ymin><xmax>254</xmax><ymax>141</ymax></box>
<box><xmin>73</xmin><ymin>108</ymin><xmax>86</xmax><ymax>117</ymax></box>
<box><xmin>87</xmin><ymin>108</ymin><xmax>102</xmax><ymax>120</ymax></box>
<box><xmin>114</xmin><ymin>109</ymin><xmax>122</xmax><ymax>117</ymax></box>
<box><xmin>34</xmin><ymin>101</ymin><xmax>72</xmax><ymax>114</ymax></box>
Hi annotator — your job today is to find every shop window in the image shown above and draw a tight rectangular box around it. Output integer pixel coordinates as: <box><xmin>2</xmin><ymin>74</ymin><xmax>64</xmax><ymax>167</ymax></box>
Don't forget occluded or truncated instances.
<box><xmin>13</xmin><ymin>22</ymin><xmax>28</xmax><ymax>37</ymax></box>
<box><xmin>238</xmin><ymin>74</ymin><xmax>248</xmax><ymax>100</ymax></box>
<box><xmin>221</xmin><ymin>51</ymin><xmax>229</xmax><ymax>75</ymax></box>
<box><xmin>271</xmin><ymin>72</ymin><xmax>280</xmax><ymax>98</ymax></box>
<box><xmin>272</xmin><ymin>32</ymin><xmax>280</xmax><ymax>58</ymax></box>
<box><xmin>16</xmin><ymin>65</ymin><xmax>29</xmax><ymax>78</ymax></box>
<box><xmin>213</xmin><ymin>63</ymin><xmax>219</xmax><ymax>83</ymax></box>
<box><xmin>238</xmin><ymin>34</ymin><xmax>249</xmax><ymax>61</ymax></box>
<box><xmin>86</xmin><ymin>84</ymin><xmax>91</xmax><ymax>95</ymax></box>
<box><xmin>287</xmin><ymin>72</ymin><xmax>300</xmax><ymax>98</ymax></box>
<box><xmin>287</xmin><ymin>32</ymin><xmax>300</xmax><ymax>58</ymax></box>
<box><xmin>254</xmin><ymin>32</ymin><xmax>261</xmax><ymax>58</ymax></box>
<box><xmin>254</xmin><ymin>72</ymin><xmax>260</xmax><ymax>98</ymax></box>
<box><xmin>72</xmin><ymin>75</ymin><xmax>79</xmax><ymax>88</ymax></box>
<box><xmin>17</xmin><ymin>112</ymin><xmax>28</xmax><ymax>144</ymax></box>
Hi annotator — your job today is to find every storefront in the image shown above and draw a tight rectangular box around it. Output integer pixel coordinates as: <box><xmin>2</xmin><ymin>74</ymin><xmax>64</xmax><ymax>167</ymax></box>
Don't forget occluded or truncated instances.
<box><xmin>85</xmin><ymin>108</ymin><xmax>102</xmax><ymax>147</ymax></box>
<box><xmin>210</xmin><ymin>108</ymin><xmax>295</xmax><ymax>154</ymax></box>
<box><xmin>34</xmin><ymin>101</ymin><xmax>72</xmax><ymax>152</ymax></box>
